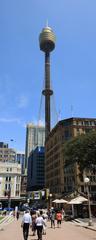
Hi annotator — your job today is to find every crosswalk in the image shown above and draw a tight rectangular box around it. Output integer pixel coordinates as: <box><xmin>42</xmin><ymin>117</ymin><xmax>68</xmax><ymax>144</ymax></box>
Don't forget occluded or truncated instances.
<box><xmin>0</xmin><ymin>215</ymin><xmax>14</xmax><ymax>229</ymax></box>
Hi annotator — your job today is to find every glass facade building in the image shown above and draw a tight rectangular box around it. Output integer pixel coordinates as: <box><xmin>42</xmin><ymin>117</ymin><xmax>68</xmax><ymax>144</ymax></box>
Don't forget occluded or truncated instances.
<box><xmin>25</xmin><ymin>124</ymin><xmax>45</xmax><ymax>169</ymax></box>
<box><xmin>27</xmin><ymin>146</ymin><xmax>45</xmax><ymax>191</ymax></box>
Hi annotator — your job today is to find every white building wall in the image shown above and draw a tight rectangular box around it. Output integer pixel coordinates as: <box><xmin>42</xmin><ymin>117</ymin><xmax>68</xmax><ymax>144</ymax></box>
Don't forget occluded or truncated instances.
<box><xmin>0</xmin><ymin>162</ymin><xmax>21</xmax><ymax>198</ymax></box>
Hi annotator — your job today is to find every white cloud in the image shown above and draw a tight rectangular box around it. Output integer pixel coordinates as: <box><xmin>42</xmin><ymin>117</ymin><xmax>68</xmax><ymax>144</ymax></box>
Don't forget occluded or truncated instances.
<box><xmin>38</xmin><ymin>119</ymin><xmax>45</xmax><ymax>127</ymax></box>
<box><xmin>0</xmin><ymin>118</ymin><xmax>21</xmax><ymax>124</ymax></box>
<box><xmin>0</xmin><ymin>117</ymin><xmax>26</xmax><ymax>128</ymax></box>
<box><xmin>22</xmin><ymin>123</ymin><xmax>27</xmax><ymax>128</ymax></box>
<box><xmin>18</xmin><ymin>95</ymin><xmax>28</xmax><ymax>108</ymax></box>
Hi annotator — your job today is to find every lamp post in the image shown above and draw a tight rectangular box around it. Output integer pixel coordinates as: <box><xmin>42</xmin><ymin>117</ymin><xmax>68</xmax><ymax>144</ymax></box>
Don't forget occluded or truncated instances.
<box><xmin>84</xmin><ymin>177</ymin><xmax>93</xmax><ymax>226</ymax></box>
<box><xmin>0</xmin><ymin>177</ymin><xmax>2</xmax><ymax>185</ymax></box>
<box><xmin>0</xmin><ymin>177</ymin><xmax>2</xmax><ymax>195</ymax></box>
<box><xmin>27</xmin><ymin>198</ymin><xmax>30</xmax><ymax>207</ymax></box>
<box><xmin>49</xmin><ymin>193</ymin><xmax>52</xmax><ymax>209</ymax></box>
<box><xmin>8</xmin><ymin>185</ymin><xmax>11</xmax><ymax>212</ymax></box>
<box><xmin>0</xmin><ymin>177</ymin><xmax>2</xmax><ymax>210</ymax></box>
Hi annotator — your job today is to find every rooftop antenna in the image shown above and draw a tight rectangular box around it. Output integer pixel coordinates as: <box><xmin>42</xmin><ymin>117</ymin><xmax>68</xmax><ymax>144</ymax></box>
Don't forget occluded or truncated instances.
<box><xmin>71</xmin><ymin>105</ymin><xmax>74</xmax><ymax>117</ymax></box>
<box><xmin>46</xmin><ymin>19</ymin><xmax>49</xmax><ymax>27</ymax></box>
<box><xmin>58</xmin><ymin>108</ymin><xmax>62</xmax><ymax>121</ymax></box>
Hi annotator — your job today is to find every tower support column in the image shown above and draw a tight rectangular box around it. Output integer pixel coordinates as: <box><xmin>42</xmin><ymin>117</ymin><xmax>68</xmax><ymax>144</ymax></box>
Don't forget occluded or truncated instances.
<box><xmin>45</xmin><ymin>52</ymin><xmax>51</xmax><ymax>139</ymax></box>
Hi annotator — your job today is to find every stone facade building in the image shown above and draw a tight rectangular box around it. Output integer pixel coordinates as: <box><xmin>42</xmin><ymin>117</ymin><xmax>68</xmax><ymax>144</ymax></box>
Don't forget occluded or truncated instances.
<box><xmin>0</xmin><ymin>142</ymin><xmax>16</xmax><ymax>163</ymax></box>
<box><xmin>45</xmin><ymin>117</ymin><xmax>96</xmax><ymax>197</ymax></box>
<box><xmin>0</xmin><ymin>162</ymin><xmax>21</xmax><ymax>199</ymax></box>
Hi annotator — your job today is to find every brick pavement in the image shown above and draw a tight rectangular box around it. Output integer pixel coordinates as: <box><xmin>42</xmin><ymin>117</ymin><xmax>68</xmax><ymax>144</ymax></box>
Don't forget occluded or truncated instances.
<box><xmin>0</xmin><ymin>218</ymin><xmax>96</xmax><ymax>240</ymax></box>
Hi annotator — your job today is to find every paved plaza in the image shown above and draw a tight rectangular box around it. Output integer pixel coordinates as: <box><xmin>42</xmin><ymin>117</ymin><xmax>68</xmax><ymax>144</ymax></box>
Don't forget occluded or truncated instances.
<box><xmin>0</xmin><ymin>217</ymin><xmax>96</xmax><ymax>240</ymax></box>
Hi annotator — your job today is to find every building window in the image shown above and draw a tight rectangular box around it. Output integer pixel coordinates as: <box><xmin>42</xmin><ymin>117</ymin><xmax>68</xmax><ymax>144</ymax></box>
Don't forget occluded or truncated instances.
<box><xmin>8</xmin><ymin>184</ymin><xmax>11</xmax><ymax>190</ymax></box>
<box><xmin>9</xmin><ymin>177</ymin><xmax>11</xmax><ymax>182</ymax></box>
<box><xmin>84</xmin><ymin>121</ymin><xmax>89</xmax><ymax>126</ymax></box>
<box><xmin>65</xmin><ymin>130</ymin><xmax>70</xmax><ymax>139</ymax></box>
<box><xmin>5</xmin><ymin>184</ymin><xmax>7</xmax><ymax>190</ymax></box>
<box><xmin>85</xmin><ymin>128</ymin><xmax>92</xmax><ymax>133</ymax></box>
<box><xmin>6</xmin><ymin>176</ymin><xmax>8</xmax><ymax>181</ymax></box>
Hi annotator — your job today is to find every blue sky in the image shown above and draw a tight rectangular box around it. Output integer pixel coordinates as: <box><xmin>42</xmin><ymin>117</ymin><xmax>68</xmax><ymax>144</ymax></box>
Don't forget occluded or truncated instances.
<box><xmin>0</xmin><ymin>0</ymin><xmax>96</xmax><ymax>151</ymax></box>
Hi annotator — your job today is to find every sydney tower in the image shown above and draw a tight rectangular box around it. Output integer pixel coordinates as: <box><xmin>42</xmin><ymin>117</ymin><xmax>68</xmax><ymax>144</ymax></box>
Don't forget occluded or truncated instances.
<box><xmin>39</xmin><ymin>25</ymin><xmax>56</xmax><ymax>140</ymax></box>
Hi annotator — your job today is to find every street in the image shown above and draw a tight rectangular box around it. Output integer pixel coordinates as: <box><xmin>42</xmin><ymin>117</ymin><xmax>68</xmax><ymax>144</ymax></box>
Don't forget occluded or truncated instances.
<box><xmin>0</xmin><ymin>218</ymin><xmax>96</xmax><ymax>240</ymax></box>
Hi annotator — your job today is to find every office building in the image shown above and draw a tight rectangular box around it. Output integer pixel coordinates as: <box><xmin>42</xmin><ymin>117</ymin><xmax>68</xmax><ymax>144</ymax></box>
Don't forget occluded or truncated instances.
<box><xmin>16</xmin><ymin>151</ymin><xmax>25</xmax><ymax>174</ymax></box>
<box><xmin>27</xmin><ymin>146</ymin><xmax>45</xmax><ymax>192</ymax></box>
<box><xmin>0</xmin><ymin>142</ymin><xmax>16</xmax><ymax>163</ymax></box>
<box><xmin>25</xmin><ymin>123</ymin><xmax>45</xmax><ymax>169</ymax></box>
<box><xmin>20</xmin><ymin>174</ymin><xmax>27</xmax><ymax>197</ymax></box>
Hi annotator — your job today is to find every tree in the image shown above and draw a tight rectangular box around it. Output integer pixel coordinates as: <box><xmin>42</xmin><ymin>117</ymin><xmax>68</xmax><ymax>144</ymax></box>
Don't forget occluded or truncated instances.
<box><xmin>64</xmin><ymin>131</ymin><xmax>96</xmax><ymax>172</ymax></box>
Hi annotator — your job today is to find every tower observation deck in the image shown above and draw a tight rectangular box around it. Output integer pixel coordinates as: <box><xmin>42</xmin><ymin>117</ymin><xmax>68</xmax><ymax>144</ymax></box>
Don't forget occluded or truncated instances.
<box><xmin>39</xmin><ymin>26</ymin><xmax>56</xmax><ymax>140</ymax></box>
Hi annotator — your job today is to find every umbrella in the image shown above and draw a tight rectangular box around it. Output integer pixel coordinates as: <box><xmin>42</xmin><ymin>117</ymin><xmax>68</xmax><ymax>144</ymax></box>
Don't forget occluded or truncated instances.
<box><xmin>68</xmin><ymin>199</ymin><xmax>82</xmax><ymax>205</ymax></box>
<box><xmin>58</xmin><ymin>199</ymin><xmax>68</xmax><ymax>203</ymax></box>
<box><xmin>52</xmin><ymin>199</ymin><xmax>68</xmax><ymax>203</ymax></box>
<box><xmin>68</xmin><ymin>196</ymin><xmax>88</xmax><ymax>205</ymax></box>
<box><xmin>67</xmin><ymin>195</ymin><xmax>88</xmax><ymax>217</ymax></box>
<box><xmin>74</xmin><ymin>196</ymin><xmax>88</xmax><ymax>202</ymax></box>
<box><xmin>52</xmin><ymin>199</ymin><xmax>60</xmax><ymax>203</ymax></box>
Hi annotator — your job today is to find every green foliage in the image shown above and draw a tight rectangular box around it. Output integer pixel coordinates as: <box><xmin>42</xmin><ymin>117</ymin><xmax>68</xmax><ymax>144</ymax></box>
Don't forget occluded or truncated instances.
<box><xmin>64</xmin><ymin>131</ymin><xmax>96</xmax><ymax>171</ymax></box>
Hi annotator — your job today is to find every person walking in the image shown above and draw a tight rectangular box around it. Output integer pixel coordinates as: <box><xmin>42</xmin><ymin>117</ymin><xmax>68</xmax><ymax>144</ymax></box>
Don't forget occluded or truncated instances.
<box><xmin>30</xmin><ymin>210</ymin><xmax>37</xmax><ymax>236</ymax></box>
<box><xmin>42</xmin><ymin>211</ymin><xmax>48</xmax><ymax>235</ymax></box>
<box><xmin>16</xmin><ymin>210</ymin><xmax>19</xmax><ymax>220</ymax></box>
<box><xmin>61</xmin><ymin>208</ymin><xmax>65</xmax><ymax>221</ymax></box>
<box><xmin>56</xmin><ymin>210</ymin><xmax>62</xmax><ymax>228</ymax></box>
<box><xmin>50</xmin><ymin>210</ymin><xmax>55</xmax><ymax>229</ymax></box>
<box><xmin>35</xmin><ymin>211</ymin><xmax>45</xmax><ymax>240</ymax></box>
<box><xmin>21</xmin><ymin>210</ymin><xmax>32</xmax><ymax>240</ymax></box>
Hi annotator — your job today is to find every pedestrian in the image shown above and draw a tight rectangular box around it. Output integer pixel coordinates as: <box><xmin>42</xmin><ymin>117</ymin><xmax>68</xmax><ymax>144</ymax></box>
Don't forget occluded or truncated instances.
<box><xmin>56</xmin><ymin>210</ymin><xmax>62</xmax><ymax>228</ymax></box>
<box><xmin>61</xmin><ymin>208</ymin><xmax>65</xmax><ymax>221</ymax></box>
<box><xmin>21</xmin><ymin>210</ymin><xmax>32</xmax><ymax>240</ymax></box>
<box><xmin>35</xmin><ymin>211</ymin><xmax>45</xmax><ymax>240</ymax></box>
<box><xmin>47</xmin><ymin>209</ymin><xmax>50</xmax><ymax>221</ymax></box>
<box><xmin>16</xmin><ymin>211</ymin><xmax>19</xmax><ymax>220</ymax></box>
<box><xmin>42</xmin><ymin>212</ymin><xmax>47</xmax><ymax>235</ymax></box>
<box><xmin>42</xmin><ymin>214</ymin><xmax>47</xmax><ymax>235</ymax></box>
<box><xmin>30</xmin><ymin>210</ymin><xmax>37</xmax><ymax>236</ymax></box>
<box><xmin>50</xmin><ymin>211</ymin><xmax>55</xmax><ymax>229</ymax></box>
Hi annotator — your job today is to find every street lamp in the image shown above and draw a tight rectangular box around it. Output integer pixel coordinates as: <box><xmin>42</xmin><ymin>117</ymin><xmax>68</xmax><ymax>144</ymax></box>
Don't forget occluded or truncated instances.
<box><xmin>0</xmin><ymin>177</ymin><xmax>2</xmax><ymax>184</ymax></box>
<box><xmin>49</xmin><ymin>193</ymin><xmax>52</xmax><ymax>209</ymax></box>
<box><xmin>27</xmin><ymin>198</ymin><xmax>30</xmax><ymax>206</ymax></box>
<box><xmin>8</xmin><ymin>185</ymin><xmax>11</xmax><ymax>212</ymax></box>
<box><xmin>0</xmin><ymin>177</ymin><xmax>2</xmax><ymax>210</ymax></box>
<box><xmin>0</xmin><ymin>177</ymin><xmax>2</xmax><ymax>195</ymax></box>
<box><xmin>84</xmin><ymin>177</ymin><xmax>93</xmax><ymax>226</ymax></box>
